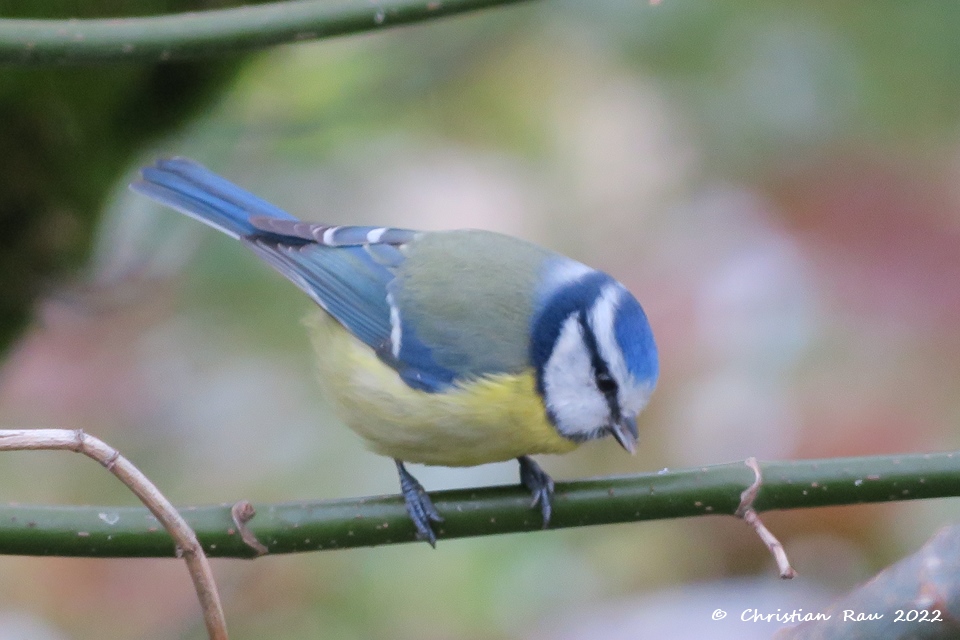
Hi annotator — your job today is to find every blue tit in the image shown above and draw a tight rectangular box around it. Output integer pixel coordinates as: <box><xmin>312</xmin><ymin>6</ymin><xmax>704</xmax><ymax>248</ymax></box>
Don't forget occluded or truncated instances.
<box><xmin>132</xmin><ymin>157</ymin><xmax>659</xmax><ymax>546</ymax></box>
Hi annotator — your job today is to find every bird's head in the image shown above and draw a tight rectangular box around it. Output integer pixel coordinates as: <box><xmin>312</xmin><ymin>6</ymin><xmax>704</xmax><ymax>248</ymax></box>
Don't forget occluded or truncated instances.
<box><xmin>531</xmin><ymin>270</ymin><xmax>658</xmax><ymax>453</ymax></box>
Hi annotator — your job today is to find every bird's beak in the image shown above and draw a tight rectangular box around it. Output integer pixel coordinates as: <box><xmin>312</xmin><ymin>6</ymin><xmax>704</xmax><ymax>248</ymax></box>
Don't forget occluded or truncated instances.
<box><xmin>609</xmin><ymin>416</ymin><xmax>638</xmax><ymax>455</ymax></box>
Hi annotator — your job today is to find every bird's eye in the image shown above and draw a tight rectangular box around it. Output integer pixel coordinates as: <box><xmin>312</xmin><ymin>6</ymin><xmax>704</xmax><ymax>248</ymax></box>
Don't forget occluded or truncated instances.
<box><xmin>595</xmin><ymin>371</ymin><xmax>617</xmax><ymax>393</ymax></box>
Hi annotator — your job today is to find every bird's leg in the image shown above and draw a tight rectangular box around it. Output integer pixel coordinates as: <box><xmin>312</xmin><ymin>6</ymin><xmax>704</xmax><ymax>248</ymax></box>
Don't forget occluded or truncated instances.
<box><xmin>518</xmin><ymin>456</ymin><xmax>555</xmax><ymax>528</ymax></box>
<box><xmin>395</xmin><ymin>460</ymin><xmax>443</xmax><ymax>547</ymax></box>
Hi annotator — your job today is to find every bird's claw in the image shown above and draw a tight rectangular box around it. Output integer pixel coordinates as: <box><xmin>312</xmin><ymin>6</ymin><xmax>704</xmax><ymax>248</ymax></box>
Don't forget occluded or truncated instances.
<box><xmin>518</xmin><ymin>456</ymin><xmax>555</xmax><ymax>528</ymax></box>
<box><xmin>395</xmin><ymin>460</ymin><xmax>443</xmax><ymax>547</ymax></box>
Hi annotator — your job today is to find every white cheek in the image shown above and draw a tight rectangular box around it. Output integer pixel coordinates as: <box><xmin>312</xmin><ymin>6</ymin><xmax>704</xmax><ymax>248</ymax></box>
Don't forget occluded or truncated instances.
<box><xmin>542</xmin><ymin>315</ymin><xmax>609</xmax><ymax>438</ymax></box>
<box><xmin>620</xmin><ymin>382</ymin><xmax>654</xmax><ymax>418</ymax></box>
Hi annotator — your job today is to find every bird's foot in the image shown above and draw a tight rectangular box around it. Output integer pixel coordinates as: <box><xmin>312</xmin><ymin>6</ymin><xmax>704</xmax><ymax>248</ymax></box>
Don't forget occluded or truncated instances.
<box><xmin>518</xmin><ymin>456</ymin><xmax>555</xmax><ymax>528</ymax></box>
<box><xmin>395</xmin><ymin>460</ymin><xmax>443</xmax><ymax>547</ymax></box>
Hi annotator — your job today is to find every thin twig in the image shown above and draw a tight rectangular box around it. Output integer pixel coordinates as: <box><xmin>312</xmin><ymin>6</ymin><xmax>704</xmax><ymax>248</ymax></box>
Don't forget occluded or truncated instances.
<box><xmin>231</xmin><ymin>500</ymin><xmax>268</xmax><ymax>557</ymax></box>
<box><xmin>736</xmin><ymin>457</ymin><xmax>796</xmax><ymax>579</ymax></box>
<box><xmin>0</xmin><ymin>429</ymin><xmax>227</xmax><ymax>640</ymax></box>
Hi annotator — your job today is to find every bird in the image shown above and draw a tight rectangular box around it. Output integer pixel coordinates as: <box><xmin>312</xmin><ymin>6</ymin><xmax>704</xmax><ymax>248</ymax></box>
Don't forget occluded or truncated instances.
<box><xmin>131</xmin><ymin>157</ymin><xmax>659</xmax><ymax>546</ymax></box>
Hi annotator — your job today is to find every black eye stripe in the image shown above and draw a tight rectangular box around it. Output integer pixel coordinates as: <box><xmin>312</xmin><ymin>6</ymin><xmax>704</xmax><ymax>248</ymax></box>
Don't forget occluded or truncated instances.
<box><xmin>578</xmin><ymin>311</ymin><xmax>621</xmax><ymax>422</ymax></box>
<box><xmin>595</xmin><ymin>371</ymin><xmax>616</xmax><ymax>392</ymax></box>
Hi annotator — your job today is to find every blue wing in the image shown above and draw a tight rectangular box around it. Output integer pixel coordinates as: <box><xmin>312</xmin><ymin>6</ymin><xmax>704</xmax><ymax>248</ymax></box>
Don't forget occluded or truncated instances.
<box><xmin>132</xmin><ymin>158</ymin><xmax>458</xmax><ymax>392</ymax></box>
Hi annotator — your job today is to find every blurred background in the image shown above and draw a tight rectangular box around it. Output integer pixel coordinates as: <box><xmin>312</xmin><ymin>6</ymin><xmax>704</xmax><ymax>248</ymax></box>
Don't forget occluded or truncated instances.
<box><xmin>2</xmin><ymin>1</ymin><xmax>960</xmax><ymax>638</ymax></box>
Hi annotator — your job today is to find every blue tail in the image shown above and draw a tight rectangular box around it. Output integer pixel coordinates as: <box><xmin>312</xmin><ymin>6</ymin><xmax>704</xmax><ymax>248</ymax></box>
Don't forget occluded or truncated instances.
<box><xmin>130</xmin><ymin>158</ymin><xmax>298</xmax><ymax>238</ymax></box>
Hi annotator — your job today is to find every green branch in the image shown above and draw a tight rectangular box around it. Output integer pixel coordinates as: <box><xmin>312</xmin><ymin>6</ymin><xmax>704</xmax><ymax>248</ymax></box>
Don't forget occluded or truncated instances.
<box><xmin>2</xmin><ymin>451</ymin><xmax>959</xmax><ymax>558</ymax></box>
<box><xmin>0</xmin><ymin>0</ymin><xmax>536</xmax><ymax>65</ymax></box>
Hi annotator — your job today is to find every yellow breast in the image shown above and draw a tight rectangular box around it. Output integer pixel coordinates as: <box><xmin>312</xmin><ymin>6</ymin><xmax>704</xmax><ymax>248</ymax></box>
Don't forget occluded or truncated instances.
<box><xmin>305</xmin><ymin>312</ymin><xmax>579</xmax><ymax>467</ymax></box>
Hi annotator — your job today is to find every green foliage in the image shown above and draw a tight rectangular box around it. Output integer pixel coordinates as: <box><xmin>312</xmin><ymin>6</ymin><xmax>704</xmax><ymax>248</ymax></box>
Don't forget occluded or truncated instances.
<box><xmin>0</xmin><ymin>1</ymin><xmax>251</xmax><ymax>354</ymax></box>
